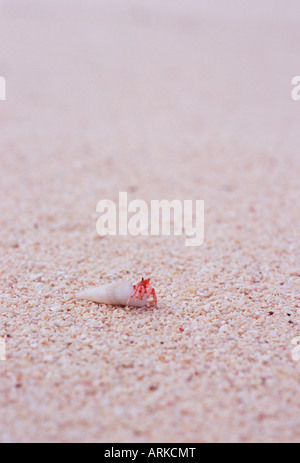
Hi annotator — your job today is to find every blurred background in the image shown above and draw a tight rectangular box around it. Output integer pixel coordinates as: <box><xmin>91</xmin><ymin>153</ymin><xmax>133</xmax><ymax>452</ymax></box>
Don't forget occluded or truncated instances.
<box><xmin>0</xmin><ymin>0</ymin><xmax>299</xmax><ymax>220</ymax></box>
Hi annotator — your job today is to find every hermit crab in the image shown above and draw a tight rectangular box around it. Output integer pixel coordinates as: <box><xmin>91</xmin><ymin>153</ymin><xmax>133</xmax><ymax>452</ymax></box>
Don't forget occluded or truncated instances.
<box><xmin>76</xmin><ymin>278</ymin><xmax>158</xmax><ymax>308</ymax></box>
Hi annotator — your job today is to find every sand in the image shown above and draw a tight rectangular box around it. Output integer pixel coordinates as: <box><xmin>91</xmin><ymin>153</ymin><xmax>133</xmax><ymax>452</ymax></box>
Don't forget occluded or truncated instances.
<box><xmin>0</xmin><ymin>0</ymin><xmax>300</xmax><ymax>443</ymax></box>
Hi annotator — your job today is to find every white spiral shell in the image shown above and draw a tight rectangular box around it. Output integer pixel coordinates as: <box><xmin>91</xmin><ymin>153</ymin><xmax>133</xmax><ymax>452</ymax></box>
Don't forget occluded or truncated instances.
<box><xmin>76</xmin><ymin>280</ymin><xmax>148</xmax><ymax>307</ymax></box>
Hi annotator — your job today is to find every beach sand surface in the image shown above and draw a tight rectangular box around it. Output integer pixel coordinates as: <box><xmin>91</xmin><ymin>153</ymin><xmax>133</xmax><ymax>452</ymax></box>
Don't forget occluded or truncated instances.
<box><xmin>0</xmin><ymin>0</ymin><xmax>300</xmax><ymax>443</ymax></box>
